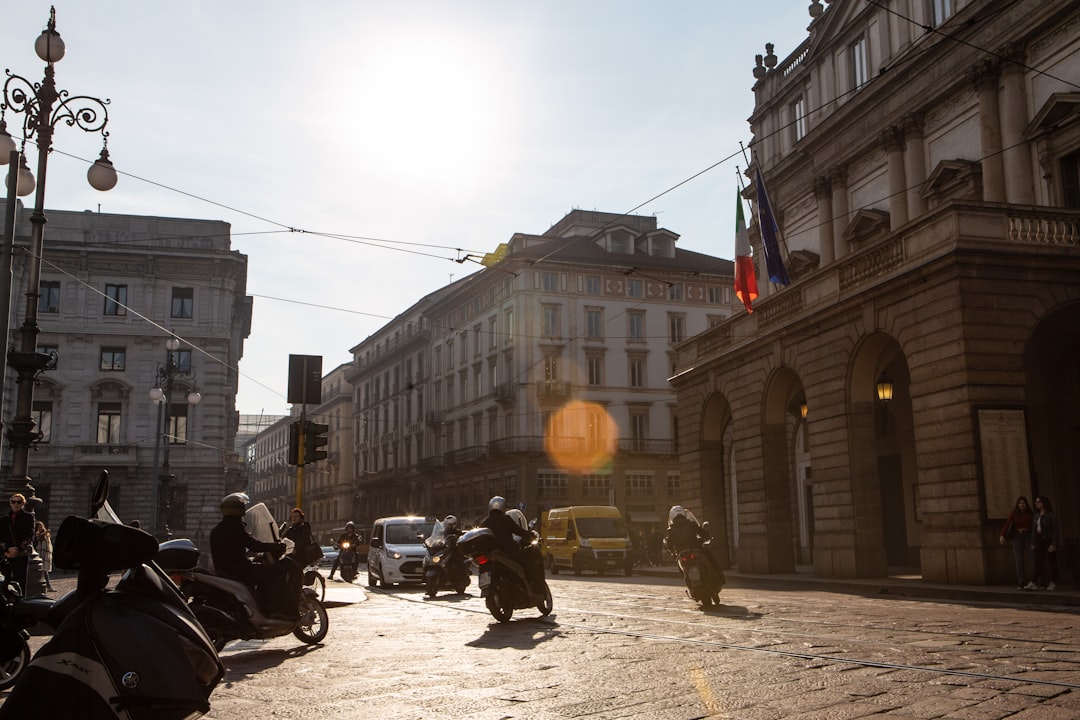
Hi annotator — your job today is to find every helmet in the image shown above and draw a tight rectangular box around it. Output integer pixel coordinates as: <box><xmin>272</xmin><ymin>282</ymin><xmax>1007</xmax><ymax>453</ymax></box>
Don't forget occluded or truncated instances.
<box><xmin>220</xmin><ymin>492</ymin><xmax>249</xmax><ymax>517</ymax></box>
<box><xmin>668</xmin><ymin>505</ymin><xmax>699</xmax><ymax>527</ymax></box>
<box><xmin>488</xmin><ymin>496</ymin><xmax>507</xmax><ymax>513</ymax></box>
<box><xmin>345</xmin><ymin>521</ymin><xmax>355</xmax><ymax>530</ymax></box>
<box><xmin>443</xmin><ymin>515</ymin><xmax>459</xmax><ymax>531</ymax></box>
<box><xmin>506</xmin><ymin>508</ymin><xmax>528</xmax><ymax>533</ymax></box>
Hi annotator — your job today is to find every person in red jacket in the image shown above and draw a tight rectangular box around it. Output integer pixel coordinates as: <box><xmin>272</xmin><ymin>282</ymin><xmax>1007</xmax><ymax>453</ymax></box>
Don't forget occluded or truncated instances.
<box><xmin>998</xmin><ymin>496</ymin><xmax>1034</xmax><ymax>590</ymax></box>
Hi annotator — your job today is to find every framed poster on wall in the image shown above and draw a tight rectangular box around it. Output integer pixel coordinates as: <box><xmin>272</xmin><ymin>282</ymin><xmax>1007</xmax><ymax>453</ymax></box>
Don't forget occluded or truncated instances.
<box><xmin>976</xmin><ymin>407</ymin><xmax>1032</xmax><ymax>519</ymax></box>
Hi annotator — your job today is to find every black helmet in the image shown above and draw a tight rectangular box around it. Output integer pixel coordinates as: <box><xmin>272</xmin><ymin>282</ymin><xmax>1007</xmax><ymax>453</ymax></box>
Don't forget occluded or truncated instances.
<box><xmin>488</xmin><ymin>496</ymin><xmax>507</xmax><ymax>513</ymax></box>
<box><xmin>220</xmin><ymin>492</ymin><xmax>249</xmax><ymax>517</ymax></box>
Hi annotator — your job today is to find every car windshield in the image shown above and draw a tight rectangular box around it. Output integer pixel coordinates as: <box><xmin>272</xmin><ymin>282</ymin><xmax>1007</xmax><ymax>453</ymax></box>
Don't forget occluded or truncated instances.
<box><xmin>386</xmin><ymin>521</ymin><xmax>434</xmax><ymax>545</ymax></box>
<box><xmin>576</xmin><ymin>517</ymin><xmax>627</xmax><ymax>539</ymax></box>
<box><xmin>322</xmin><ymin>546</ymin><xmax>336</xmax><ymax>555</ymax></box>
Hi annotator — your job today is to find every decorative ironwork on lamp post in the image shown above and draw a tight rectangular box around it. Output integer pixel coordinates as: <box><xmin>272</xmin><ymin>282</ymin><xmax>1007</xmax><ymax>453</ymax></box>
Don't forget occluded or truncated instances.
<box><xmin>1</xmin><ymin>7</ymin><xmax>118</xmax><ymax>507</ymax></box>
<box><xmin>150</xmin><ymin>337</ymin><xmax>201</xmax><ymax>539</ymax></box>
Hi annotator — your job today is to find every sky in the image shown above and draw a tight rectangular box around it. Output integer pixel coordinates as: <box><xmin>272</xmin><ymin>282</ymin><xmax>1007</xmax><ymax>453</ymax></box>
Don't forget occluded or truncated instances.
<box><xmin>3</xmin><ymin>1</ymin><xmax>811</xmax><ymax>418</ymax></box>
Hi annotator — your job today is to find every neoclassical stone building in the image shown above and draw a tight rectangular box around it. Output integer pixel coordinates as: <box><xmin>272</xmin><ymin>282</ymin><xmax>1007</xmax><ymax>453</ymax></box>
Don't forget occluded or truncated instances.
<box><xmin>671</xmin><ymin>0</ymin><xmax>1080</xmax><ymax>584</ymax></box>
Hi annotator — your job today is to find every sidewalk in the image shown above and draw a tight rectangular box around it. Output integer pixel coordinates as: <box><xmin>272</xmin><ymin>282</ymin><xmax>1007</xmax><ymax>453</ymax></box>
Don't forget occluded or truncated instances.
<box><xmin>635</xmin><ymin>563</ymin><xmax>1080</xmax><ymax>608</ymax></box>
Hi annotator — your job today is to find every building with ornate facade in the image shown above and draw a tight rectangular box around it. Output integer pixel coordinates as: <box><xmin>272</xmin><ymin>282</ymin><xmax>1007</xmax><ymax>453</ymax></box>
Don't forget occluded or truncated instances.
<box><xmin>671</xmin><ymin>0</ymin><xmax>1080</xmax><ymax>584</ymax></box>
<box><xmin>349</xmin><ymin>210</ymin><xmax>739</xmax><ymax>528</ymax></box>
<box><xmin>1</xmin><ymin>205</ymin><xmax>251</xmax><ymax>547</ymax></box>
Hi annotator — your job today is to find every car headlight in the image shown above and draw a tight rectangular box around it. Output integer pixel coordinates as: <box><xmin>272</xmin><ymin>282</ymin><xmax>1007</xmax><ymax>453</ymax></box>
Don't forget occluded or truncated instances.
<box><xmin>579</xmin><ymin>538</ymin><xmax>591</xmax><ymax>548</ymax></box>
<box><xmin>390</xmin><ymin>551</ymin><xmax>402</xmax><ymax>560</ymax></box>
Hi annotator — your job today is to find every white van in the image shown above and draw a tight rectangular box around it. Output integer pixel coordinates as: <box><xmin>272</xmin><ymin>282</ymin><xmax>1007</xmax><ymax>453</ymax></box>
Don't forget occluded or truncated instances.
<box><xmin>366</xmin><ymin>516</ymin><xmax>435</xmax><ymax>587</ymax></box>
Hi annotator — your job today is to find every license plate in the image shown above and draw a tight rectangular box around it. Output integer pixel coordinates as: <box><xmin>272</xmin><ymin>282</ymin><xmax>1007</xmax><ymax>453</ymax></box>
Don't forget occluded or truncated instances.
<box><xmin>687</xmin><ymin>566</ymin><xmax>701</xmax><ymax>581</ymax></box>
<box><xmin>603</xmin><ymin>560</ymin><xmax>616</xmax><ymax>566</ymax></box>
<box><xmin>479</xmin><ymin>571</ymin><xmax>491</xmax><ymax>589</ymax></box>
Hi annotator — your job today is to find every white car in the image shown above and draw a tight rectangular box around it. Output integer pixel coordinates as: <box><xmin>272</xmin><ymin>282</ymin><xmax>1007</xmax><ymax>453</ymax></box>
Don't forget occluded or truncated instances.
<box><xmin>367</xmin><ymin>516</ymin><xmax>434</xmax><ymax>587</ymax></box>
<box><xmin>316</xmin><ymin>546</ymin><xmax>338</xmax><ymax>568</ymax></box>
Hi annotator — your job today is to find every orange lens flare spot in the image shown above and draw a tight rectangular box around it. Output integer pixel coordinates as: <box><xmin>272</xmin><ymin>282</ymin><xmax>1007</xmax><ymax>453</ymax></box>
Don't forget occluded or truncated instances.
<box><xmin>544</xmin><ymin>400</ymin><xmax>617</xmax><ymax>474</ymax></box>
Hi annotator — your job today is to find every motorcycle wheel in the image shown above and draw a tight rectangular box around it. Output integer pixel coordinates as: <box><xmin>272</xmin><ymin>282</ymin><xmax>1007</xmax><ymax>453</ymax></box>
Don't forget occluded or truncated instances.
<box><xmin>0</xmin><ymin>640</ymin><xmax>30</xmax><ymax>690</ymax></box>
<box><xmin>485</xmin><ymin>586</ymin><xmax>514</xmax><ymax>623</ymax></box>
<box><xmin>453</xmin><ymin>576</ymin><xmax>468</xmax><ymax>594</ymax></box>
<box><xmin>342</xmin><ymin>566</ymin><xmax>357</xmax><ymax>583</ymax></box>
<box><xmin>425</xmin><ymin>574</ymin><xmax>438</xmax><ymax>598</ymax></box>
<box><xmin>536</xmin><ymin>582</ymin><xmax>553</xmax><ymax>616</ymax></box>
<box><xmin>293</xmin><ymin>594</ymin><xmax>329</xmax><ymax>645</ymax></box>
<box><xmin>306</xmin><ymin>571</ymin><xmax>326</xmax><ymax>603</ymax></box>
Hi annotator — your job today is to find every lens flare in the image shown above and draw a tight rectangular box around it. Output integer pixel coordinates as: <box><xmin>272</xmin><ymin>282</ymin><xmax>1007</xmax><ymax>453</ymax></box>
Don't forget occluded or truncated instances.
<box><xmin>544</xmin><ymin>400</ymin><xmax>617</xmax><ymax>473</ymax></box>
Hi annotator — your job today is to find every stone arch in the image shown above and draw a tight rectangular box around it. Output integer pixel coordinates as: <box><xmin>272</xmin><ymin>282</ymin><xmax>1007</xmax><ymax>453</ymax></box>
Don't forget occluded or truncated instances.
<box><xmin>849</xmin><ymin>332</ymin><xmax>919</xmax><ymax>575</ymax></box>
<box><xmin>759</xmin><ymin>365</ymin><xmax>806</xmax><ymax>574</ymax></box>
<box><xmin>701</xmin><ymin>392</ymin><xmax>733</xmax><ymax>567</ymax></box>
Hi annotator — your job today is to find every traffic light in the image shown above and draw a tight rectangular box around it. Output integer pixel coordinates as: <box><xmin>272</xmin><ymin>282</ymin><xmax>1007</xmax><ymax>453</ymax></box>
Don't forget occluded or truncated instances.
<box><xmin>305</xmin><ymin>421</ymin><xmax>329</xmax><ymax>463</ymax></box>
<box><xmin>287</xmin><ymin>421</ymin><xmax>302</xmax><ymax>465</ymax></box>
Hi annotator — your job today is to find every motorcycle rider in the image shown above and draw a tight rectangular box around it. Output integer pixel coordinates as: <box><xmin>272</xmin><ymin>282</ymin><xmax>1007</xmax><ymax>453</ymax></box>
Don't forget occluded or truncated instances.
<box><xmin>665</xmin><ymin>505</ymin><xmax>724</xmax><ymax>583</ymax></box>
<box><xmin>328</xmin><ymin>521</ymin><xmax>361</xmax><ymax>580</ymax></box>
<box><xmin>210</xmin><ymin>493</ymin><xmax>295</xmax><ymax>619</ymax></box>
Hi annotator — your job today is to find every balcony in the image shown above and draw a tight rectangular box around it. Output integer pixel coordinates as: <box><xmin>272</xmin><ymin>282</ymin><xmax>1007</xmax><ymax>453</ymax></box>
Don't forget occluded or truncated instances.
<box><xmin>616</xmin><ymin>438</ymin><xmax>677</xmax><ymax>455</ymax></box>
<box><xmin>489</xmin><ymin>436</ymin><xmax>545</xmax><ymax>454</ymax></box>
<box><xmin>425</xmin><ymin>410</ymin><xmax>443</xmax><ymax>426</ymax></box>
<box><xmin>418</xmin><ymin>456</ymin><xmax>445</xmax><ymax>472</ymax></box>
<box><xmin>535</xmin><ymin>379</ymin><xmax>571</xmax><ymax>403</ymax></box>
<box><xmin>493</xmin><ymin>381</ymin><xmax>516</xmax><ymax>404</ymax></box>
<box><xmin>446</xmin><ymin>445</ymin><xmax>487</xmax><ymax>466</ymax></box>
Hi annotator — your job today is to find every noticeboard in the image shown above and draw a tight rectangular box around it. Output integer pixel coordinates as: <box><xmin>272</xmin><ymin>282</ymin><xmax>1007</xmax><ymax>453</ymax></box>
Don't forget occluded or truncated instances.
<box><xmin>976</xmin><ymin>408</ymin><xmax>1031</xmax><ymax>518</ymax></box>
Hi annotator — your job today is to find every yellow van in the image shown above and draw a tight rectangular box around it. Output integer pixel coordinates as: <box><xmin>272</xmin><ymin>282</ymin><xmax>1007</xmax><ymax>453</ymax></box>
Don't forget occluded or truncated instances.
<box><xmin>541</xmin><ymin>506</ymin><xmax>632</xmax><ymax>577</ymax></box>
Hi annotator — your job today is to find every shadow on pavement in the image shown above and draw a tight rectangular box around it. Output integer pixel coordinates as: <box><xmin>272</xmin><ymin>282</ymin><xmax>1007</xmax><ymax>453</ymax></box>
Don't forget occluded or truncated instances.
<box><xmin>220</xmin><ymin>643</ymin><xmax>324</xmax><ymax>683</ymax></box>
<box><xmin>466</xmin><ymin>615</ymin><xmax>563</xmax><ymax>650</ymax></box>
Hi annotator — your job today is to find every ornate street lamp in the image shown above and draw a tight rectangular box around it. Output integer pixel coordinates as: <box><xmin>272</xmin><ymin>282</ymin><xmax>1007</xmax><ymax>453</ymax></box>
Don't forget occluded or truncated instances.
<box><xmin>1</xmin><ymin>7</ymin><xmax>117</xmax><ymax>507</ymax></box>
<box><xmin>149</xmin><ymin>337</ymin><xmax>201</xmax><ymax>539</ymax></box>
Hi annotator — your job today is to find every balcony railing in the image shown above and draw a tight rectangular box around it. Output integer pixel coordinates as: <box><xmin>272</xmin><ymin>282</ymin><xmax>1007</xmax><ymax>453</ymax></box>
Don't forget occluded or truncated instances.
<box><xmin>446</xmin><ymin>445</ymin><xmax>487</xmax><ymax>465</ymax></box>
<box><xmin>616</xmin><ymin>438</ymin><xmax>677</xmax><ymax>455</ymax></box>
<box><xmin>535</xmin><ymin>379</ymin><xmax>571</xmax><ymax>400</ymax></box>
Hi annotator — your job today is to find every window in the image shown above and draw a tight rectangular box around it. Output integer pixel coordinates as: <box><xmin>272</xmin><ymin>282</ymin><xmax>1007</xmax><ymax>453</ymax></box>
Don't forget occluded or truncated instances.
<box><xmin>32</xmin><ymin>401</ymin><xmax>52</xmax><ymax>443</ymax></box>
<box><xmin>542</xmin><ymin>305</ymin><xmax>560</xmax><ymax>337</ymax></box>
<box><xmin>667</xmin><ymin>283</ymin><xmax>683</xmax><ymax>301</ymax></box>
<box><xmin>629</xmin><ymin>356</ymin><xmax>646</xmax><ymax>388</ymax></box>
<box><xmin>473</xmin><ymin>324</ymin><xmax>482</xmax><ymax>356</ymax></box>
<box><xmin>626</xmin><ymin>472</ymin><xmax>654</xmax><ymax>497</ymax></box>
<box><xmin>459</xmin><ymin>333</ymin><xmax>467</xmax><ymax>363</ymax></box>
<box><xmin>631</xmin><ymin>413</ymin><xmax>648</xmax><ymax>450</ymax></box>
<box><xmin>171</xmin><ymin>287</ymin><xmax>193</xmax><ymax>318</ymax></box>
<box><xmin>930</xmin><ymin>0</ymin><xmax>953</xmax><ymax>26</ymax></box>
<box><xmin>543</xmin><ymin>354</ymin><xmax>559</xmax><ymax>381</ymax></box>
<box><xmin>586</xmin><ymin>407</ymin><xmax>606</xmax><ymax>451</ymax></box>
<box><xmin>669</xmin><ymin>314</ymin><xmax>686</xmax><ymax>344</ymax></box>
<box><xmin>97</xmin><ymin>402</ymin><xmax>122</xmax><ymax>444</ymax></box>
<box><xmin>586</xmin><ymin>309</ymin><xmax>603</xmax><ymax>339</ymax></box>
<box><xmin>542</xmin><ymin>272</ymin><xmax>559</xmax><ymax>292</ymax></box>
<box><xmin>583</xmin><ymin>474</ymin><xmax>611</xmax><ymax>498</ymax></box>
<box><xmin>537</xmin><ymin>472</ymin><xmax>568</xmax><ymax>498</ymax></box>
<box><xmin>851</xmin><ymin>35</ymin><xmax>869</xmax><ymax>89</ymax></box>
<box><xmin>792</xmin><ymin>97</ymin><xmax>807</xmax><ymax>141</ymax></box>
<box><xmin>40</xmin><ymin>281</ymin><xmax>60</xmax><ymax>313</ymax></box>
<box><xmin>587</xmin><ymin>355</ymin><xmax>604</xmax><ymax>386</ymax></box>
<box><xmin>168</xmin><ymin>404</ymin><xmax>190</xmax><ymax>444</ymax></box>
<box><xmin>627</xmin><ymin>279</ymin><xmax>643</xmax><ymax>298</ymax></box>
<box><xmin>166</xmin><ymin>485</ymin><xmax>188</xmax><ymax>532</ymax></box>
<box><xmin>666</xmin><ymin>472</ymin><xmax>681</xmax><ymax>498</ymax></box>
<box><xmin>504</xmin><ymin>309</ymin><xmax>514</xmax><ymax>344</ymax></box>
<box><xmin>1063</xmin><ymin>151</ymin><xmax>1080</xmax><ymax>209</ymax></box>
<box><xmin>488</xmin><ymin>317</ymin><xmax>497</xmax><ymax>348</ymax></box>
<box><xmin>585</xmin><ymin>276</ymin><xmax>602</xmax><ymax>296</ymax></box>
<box><xmin>628</xmin><ymin>311</ymin><xmax>645</xmax><ymax>341</ymax></box>
<box><xmin>708</xmin><ymin>286</ymin><xmax>731</xmax><ymax>305</ymax></box>
<box><xmin>474</xmin><ymin>367</ymin><xmax>482</xmax><ymax>400</ymax></box>
<box><xmin>104</xmin><ymin>284</ymin><xmax>127</xmax><ymax>316</ymax></box>
<box><xmin>100</xmin><ymin>347</ymin><xmax>126</xmax><ymax>371</ymax></box>
<box><xmin>175</xmin><ymin>349</ymin><xmax>192</xmax><ymax>373</ymax></box>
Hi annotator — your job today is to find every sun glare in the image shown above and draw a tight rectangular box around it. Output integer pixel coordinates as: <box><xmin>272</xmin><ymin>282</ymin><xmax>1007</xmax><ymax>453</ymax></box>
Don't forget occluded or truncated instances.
<box><xmin>545</xmin><ymin>400</ymin><xmax>617</xmax><ymax>474</ymax></box>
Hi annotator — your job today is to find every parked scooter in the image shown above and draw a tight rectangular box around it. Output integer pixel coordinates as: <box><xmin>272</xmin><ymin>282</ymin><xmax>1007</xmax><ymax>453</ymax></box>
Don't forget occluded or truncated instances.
<box><xmin>0</xmin><ymin>470</ymin><xmax>224</xmax><ymax>719</ymax></box>
<box><xmin>337</xmin><ymin>538</ymin><xmax>359</xmax><ymax>583</ymax></box>
<box><xmin>159</xmin><ymin>502</ymin><xmax>328</xmax><ymax>652</ymax></box>
<box><xmin>0</xmin><ymin>557</ymin><xmax>56</xmax><ymax>689</ymax></box>
<box><xmin>458</xmin><ymin>526</ymin><xmax>552</xmax><ymax>622</ymax></box>
<box><xmin>423</xmin><ymin>518</ymin><xmax>470</xmax><ymax>598</ymax></box>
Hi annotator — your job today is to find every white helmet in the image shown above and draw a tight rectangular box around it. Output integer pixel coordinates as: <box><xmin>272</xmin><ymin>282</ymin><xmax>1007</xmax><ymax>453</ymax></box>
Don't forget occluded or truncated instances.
<box><xmin>488</xmin><ymin>496</ymin><xmax>507</xmax><ymax>512</ymax></box>
<box><xmin>506</xmin><ymin>508</ymin><xmax>528</xmax><ymax>533</ymax></box>
<box><xmin>443</xmin><ymin>515</ymin><xmax>459</xmax><ymax>532</ymax></box>
<box><xmin>668</xmin><ymin>505</ymin><xmax>699</xmax><ymax>526</ymax></box>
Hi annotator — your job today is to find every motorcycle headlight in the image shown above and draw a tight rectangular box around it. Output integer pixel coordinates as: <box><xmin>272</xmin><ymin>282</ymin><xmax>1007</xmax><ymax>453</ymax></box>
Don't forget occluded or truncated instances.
<box><xmin>430</xmin><ymin>555</ymin><xmax>441</xmax><ymax>564</ymax></box>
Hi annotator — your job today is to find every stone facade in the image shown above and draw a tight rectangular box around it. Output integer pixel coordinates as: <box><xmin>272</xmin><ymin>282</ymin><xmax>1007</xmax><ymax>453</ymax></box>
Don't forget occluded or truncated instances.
<box><xmin>1</xmin><ymin>205</ymin><xmax>251</xmax><ymax>548</ymax></box>
<box><xmin>670</xmin><ymin>0</ymin><xmax>1080</xmax><ymax>584</ymax></box>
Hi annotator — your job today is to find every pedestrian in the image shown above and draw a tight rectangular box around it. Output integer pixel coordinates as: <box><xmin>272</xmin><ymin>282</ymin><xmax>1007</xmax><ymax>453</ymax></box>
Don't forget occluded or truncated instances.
<box><xmin>33</xmin><ymin>520</ymin><xmax>54</xmax><ymax>592</ymax></box>
<box><xmin>0</xmin><ymin>493</ymin><xmax>36</xmax><ymax>594</ymax></box>
<box><xmin>647</xmin><ymin>527</ymin><xmax>664</xmax><ymax>566</ymax></box>
<box><xmin>280</xmin><ymin>507</ymin><xmax>321</xmax><ymax>567</ymax></box>
<box><xmin>1030</xmin><ymin>496</ymin><xmax>1060</xmax><ymax>591</ymax></box>
<box><xmin>998</xmin><ymin>496</ymin><xmax>1033</xmax><ymax>590</ymax></box>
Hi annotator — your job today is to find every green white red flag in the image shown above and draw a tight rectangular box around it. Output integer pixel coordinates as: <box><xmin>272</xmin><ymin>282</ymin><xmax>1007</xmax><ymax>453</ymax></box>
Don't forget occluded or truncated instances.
<box><xmin>734</xmin><ymin>189</ymin><xmax>758</xmax><ymax>312</ymax></box>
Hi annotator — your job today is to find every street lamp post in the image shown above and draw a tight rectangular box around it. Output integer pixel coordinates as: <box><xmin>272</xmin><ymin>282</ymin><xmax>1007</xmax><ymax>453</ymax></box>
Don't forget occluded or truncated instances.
<box><xmin>150</xmin><ymin>337</ymin><xmax>201</xmax><ymax>539</ymax></box>
<box><xmin>1</xmin><ymin>8</ymin><xmax>118</xmax><ymax>504</ymax></box>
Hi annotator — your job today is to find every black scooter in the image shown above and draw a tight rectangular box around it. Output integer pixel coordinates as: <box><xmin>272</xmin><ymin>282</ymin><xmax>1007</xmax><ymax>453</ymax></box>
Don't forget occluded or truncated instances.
<box><xmin>0</xmin><ymin>471</ymin><xmax>224</xmax><ymax>719</ymax></box>
<box><xmin>458</xmin><ymin>527</ymin><xmax>552</xmax><ymax>622</ymax></box>
<box><xmin>423</xmin><ymin>519</ymin><xmax>470</xmax><ymax>598</ymax></box>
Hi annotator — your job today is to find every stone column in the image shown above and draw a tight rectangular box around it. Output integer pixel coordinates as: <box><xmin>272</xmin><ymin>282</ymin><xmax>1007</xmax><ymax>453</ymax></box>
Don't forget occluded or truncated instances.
<box><xmin>902</xmin><ymin>112</ymin><xmax>927</xmax><ymax>218</ymax></box>
<box><xmin>813</xmin><ymin>176</ymin><xmax>835</xmax><ymax>264</ymax></box>
<box><xmin>1000</xmin><ymin>46</ymin><xmax>1035</xmax><ymax>204</ymax></box>
<box><xmin>884</xmin><ymin>125</ymin><xmax>908</xmax><ymax>230</ymax></box>
<box><xmin>973</xmin><ymin>61</ymin><xmax>1005</xmax><ymax>203</ymax></box>
<box><xmin>829</xmin><ymin>165</ymin><xmax>850</xmax><ymax>258</ymax></box>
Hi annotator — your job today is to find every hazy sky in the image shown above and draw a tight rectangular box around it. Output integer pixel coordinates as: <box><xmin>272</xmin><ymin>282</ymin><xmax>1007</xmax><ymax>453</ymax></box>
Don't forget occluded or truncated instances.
<box><xmin>3</xmin><ymin>1</ymin><xmax>810</xmax><ymax>417</ymax></box>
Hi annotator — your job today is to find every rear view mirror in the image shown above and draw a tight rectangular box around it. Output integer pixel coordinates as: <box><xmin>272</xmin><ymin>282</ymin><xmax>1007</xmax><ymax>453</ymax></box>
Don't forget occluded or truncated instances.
<box><xmin>90</xmin><ymin>470</ymin><xmax>109</xmax><ymax>516</ymax></box>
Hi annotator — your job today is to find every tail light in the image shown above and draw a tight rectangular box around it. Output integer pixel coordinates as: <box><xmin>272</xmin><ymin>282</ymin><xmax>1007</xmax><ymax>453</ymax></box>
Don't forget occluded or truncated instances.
<box><xmin>476</xmin><ymin>554</ymin><xmax>489</xmax><ymax>566</ymax></box>
<box><xmin>170</xmin><ymin>572</ymin><xmax>186</xmax><ymax>586</ymax></box>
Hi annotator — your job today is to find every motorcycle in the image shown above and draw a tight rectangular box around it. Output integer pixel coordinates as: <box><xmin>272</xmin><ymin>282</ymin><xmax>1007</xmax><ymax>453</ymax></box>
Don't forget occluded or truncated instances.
<box><xmin>159</xmin><ymin>502</ymin><xmax>328</xmax><ymax>652</ymax></box>
<box><xmin>675</xmin><ymin>541</ymin><xmax>724</xmax><ymax>607</ymax></box>
<box><xmin>337</xmin><ymin>538</ymin><xmax>359</xmax><ymax>583</ymax></box>
<box><xmin>0</xmin><ymin>557</ymin><xmax>57</xmax><ymax>690</ymax></box>
<box><xmin>0</xmin><ymin>470</ymin><xmax>223</xmax><ymax>719</ymax></box>
<box><xmin>457</xmin><ymin>527</ymin><xmax>552</xmax><ymax>622</ymax></box>
<box><xmin>422</xmin><ymin>519</ymin><xmax>471</xmax><ymax>598</ymax></box>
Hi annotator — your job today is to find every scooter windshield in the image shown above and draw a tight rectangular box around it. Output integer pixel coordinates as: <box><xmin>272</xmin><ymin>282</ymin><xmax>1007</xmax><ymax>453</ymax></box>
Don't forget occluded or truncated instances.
<box><xmin>245</xmin><ymin>503</ymin><xmax>280</xmax><ymax>544</ymax></box>
<box><xmin>424</xmin><ymin>520</ymin><xmax>446</xmax><ymax>549</ymax></box>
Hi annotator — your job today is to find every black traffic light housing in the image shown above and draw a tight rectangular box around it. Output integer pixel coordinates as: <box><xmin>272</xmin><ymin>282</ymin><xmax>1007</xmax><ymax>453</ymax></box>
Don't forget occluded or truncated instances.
<box><xmin>287</xmin><ymin>421</ymin><xmax>302</xmax><ymax>466</ymax></box>
<box><xmin>305</xmin><ymin>421</ymin><xmax>329</xmax><ymax>463</ymax></box>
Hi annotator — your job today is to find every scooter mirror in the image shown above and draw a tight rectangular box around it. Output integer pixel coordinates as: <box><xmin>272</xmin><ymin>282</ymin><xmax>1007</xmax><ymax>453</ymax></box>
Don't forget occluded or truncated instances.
<box><xmin>90</xmin><ymin>469</ymin><xmax>110</xmax><ymax>516</ymax></box>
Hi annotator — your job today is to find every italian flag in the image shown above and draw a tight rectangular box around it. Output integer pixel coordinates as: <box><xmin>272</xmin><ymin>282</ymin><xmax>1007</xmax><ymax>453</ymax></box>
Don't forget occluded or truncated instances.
<box><xmin>734</xmin><ymin>189</ymin><xmax>758</xmax><ymax>312</ymax></box>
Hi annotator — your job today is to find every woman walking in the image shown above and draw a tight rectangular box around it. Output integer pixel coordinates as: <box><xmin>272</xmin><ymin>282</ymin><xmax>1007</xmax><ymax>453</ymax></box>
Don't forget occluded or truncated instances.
<box><xmin>1030</xmin><ymin>496</ymin><xmax>1060</xmax><ymax>591</ymax></box>
<box><xmin>33</xmin><ymin>520</ymin><xmax>54</xmax><ymax>593</ymax></box>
